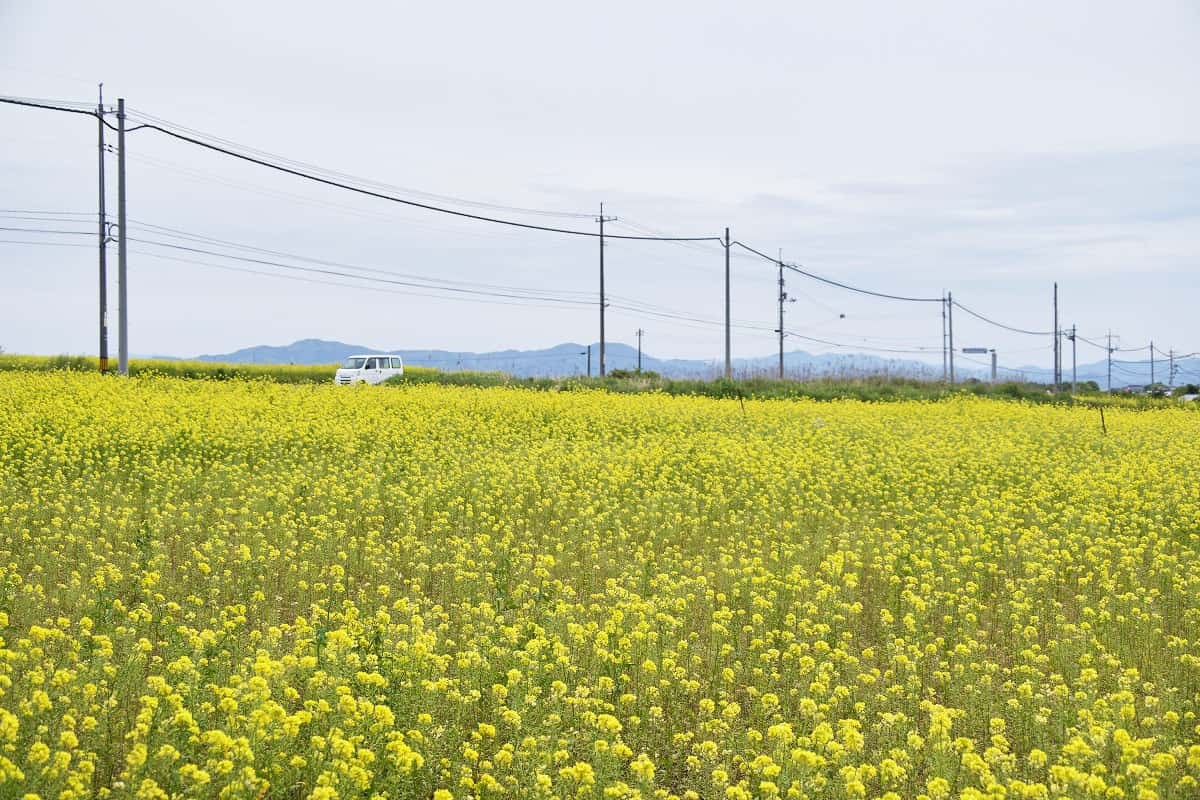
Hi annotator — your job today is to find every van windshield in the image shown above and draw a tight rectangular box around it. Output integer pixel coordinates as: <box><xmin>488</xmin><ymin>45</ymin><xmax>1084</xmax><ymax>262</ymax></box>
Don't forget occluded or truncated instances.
<box><xmin>341</xmin><ymin>357</ymin><xmax>367</xmax><ymax>369</ymax></box>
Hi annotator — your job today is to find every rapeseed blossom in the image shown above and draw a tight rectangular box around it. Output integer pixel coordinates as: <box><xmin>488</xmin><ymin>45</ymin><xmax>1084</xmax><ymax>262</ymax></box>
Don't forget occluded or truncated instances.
<box><xmin>1</xmin><ymin>371</ymin><xmax>1199</xmax><ymax>798</ymax></box>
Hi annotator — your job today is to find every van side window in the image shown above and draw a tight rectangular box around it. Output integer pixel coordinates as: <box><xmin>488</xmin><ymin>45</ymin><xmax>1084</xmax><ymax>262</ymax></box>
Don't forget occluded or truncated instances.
<box><xmin>390</xmin><ymin>358</ymin><xmax>401</xmax><ymax>369</ymax></box>
<box><xmin>365</xmin><ymin>357</ymin><xmax>379</xmax><ymax>369</ymax></box>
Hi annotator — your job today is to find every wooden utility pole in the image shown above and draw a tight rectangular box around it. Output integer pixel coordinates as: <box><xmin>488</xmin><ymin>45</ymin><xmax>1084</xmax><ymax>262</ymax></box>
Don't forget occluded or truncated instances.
<box><xmin>636</xmin><ymin>328</ymin><xmax>644</xmax><ymax>372</ymax></box>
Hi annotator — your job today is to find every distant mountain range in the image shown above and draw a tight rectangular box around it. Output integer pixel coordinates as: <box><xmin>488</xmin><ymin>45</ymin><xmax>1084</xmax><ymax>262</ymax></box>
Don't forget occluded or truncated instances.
<box><xmin>191</xmin><ymin>338</ymin><xmax>1200</xmax><ymax>387</ymax></box>
<box><xmin>193</xmin><ymin>338</ymin><xmax>946</xmax><ymax>380</ymax></box>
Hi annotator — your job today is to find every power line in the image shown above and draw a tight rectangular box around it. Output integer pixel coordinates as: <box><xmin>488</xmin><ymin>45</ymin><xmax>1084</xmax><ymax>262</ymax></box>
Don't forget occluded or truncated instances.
<box><xmin>7</xmin><ymin>93</ymin><xmax>1194</xmax><ymax>371</ymax></box>
<box><xmin>958</xmin><ymin>352</ymin><xmax>1026</xmax><ymax>378</ymax></box>
<box><xmin>783</xmin><ymin>330</ymin><xmax>941</xmax><ymax>355</ymax></box>
<box><xmin>0</xmin><ymin>225</ymin><xmax>94</xmax><ymax>236</ymax></box>
<box><xmin>143</xmin><ymin>245</ymin><xmax>788</xmax><ymax>335</ymax></box>
<box><xmin>124</xmin><ymin>219</ymin><xmax>596</xmax><ymax>299</ymax></box>
<box><xmin>0</xmin><ymin>95</ymin><xmax>100</xmax><ymax>118</ymax></box>
<box><xmin>1110</xmin><ymin>364</ymin><xmax>1147</xmax><ymax>380</ymax></box>
<box><xmin>0</xmin><ymin>238</ymin><xmax>94</xmax><ymax>248</ymax></box>
<box><xmin>950</xmin><ymin>300</ymin><xmax>1053</xmax><ymax>336</ymax></box>
<box><xmin>124</xmin><ymin>120</ymin><xmax>721</xmax><ymax>243</ymax></box>
<box><xmin>121</xmin><ymin>216</ymin><xmax>784</xmax><ymax>329</ymax></box>
<box><xmin>115</xmin><ymin>151</ymin><xmax>614</xmax><ymax>256</ymax></box>
<box><xmin>607</xmin><ymin>301</ymin><xmax>775</xmax><ymax>334</ymax></box>
<box><xmin>1075</xmin><ymin>334</ymin><xmax>1111</xmax><ymax>351</ymax></box>
<box><xmin>7</xmin><ymin>231</ymin><xmax>776</xmax><ymax>331</ymax></box>
<box><xmin>123</xmin><ymin>106</ymin><xmax>598</xmax><ymax>220</ymax></box>
<box><xmin>612</xmin><ymin>302</ymin><xmax>943</xmax><ymax>356</ymax></box>
<box><xmin>608</xmin><ymin>307</ymin><xmax>778</xmax><ymax>341</ymax></box>
<box><xmin>0</xmin><ymin>209</ymin><xmax>94</xmax><ymax>218</ymax></box>
<box><xmin>0</xmin><ymin>209</ymin><xmax>853</xmax><ymax>335</ymax></box>
<box><xmin>118</xmin><ymin>151</ymin><xmax>586</xmax><ymax>243</ymax></box>
<box><xmin>124</xmin><ymin>218</ymin><xmax>767</xmax><ymax>328</ymax></box>
<box><xmin>130</xmin><ymin>247</ymin><xmax>593</xmax><ymax>312</ymax></box>
<box><xmin>732</xmin><ymin>241</ymin><xmax>943</xmax><ymax>303</ymax></box>
<box><xmin>126</xmin><ymin>236</ymin><xmax>598</xmax><ymax>306</ymax></box>
<box><xmin>3</xmin><ymin>215</ymin><xmax>785</xmax><ymax>333</ymax></box>
<box><xmin>422</xmin><ymin>351</ymin><xmax>593</xmax><ymax>363</ymax></box>
<box><xmin>2</xmin><ymin>94</ymin><xmax>714</xmax><ymax>239</ymax></box>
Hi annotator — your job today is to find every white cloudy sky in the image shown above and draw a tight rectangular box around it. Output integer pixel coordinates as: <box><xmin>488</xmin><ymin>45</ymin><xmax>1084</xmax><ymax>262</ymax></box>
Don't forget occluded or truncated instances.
<box><xmin>2</xmin><ymin>1</ymin><xmax>1197</xmax><ymax>372</ymax></box>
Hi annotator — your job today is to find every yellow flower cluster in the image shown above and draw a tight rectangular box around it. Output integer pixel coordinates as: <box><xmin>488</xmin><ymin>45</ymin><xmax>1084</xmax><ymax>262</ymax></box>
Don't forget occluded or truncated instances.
<box><xmin>2</xmin><ymin>372</ymin><xmax>1199</xmax><ymax>799</ymax></box>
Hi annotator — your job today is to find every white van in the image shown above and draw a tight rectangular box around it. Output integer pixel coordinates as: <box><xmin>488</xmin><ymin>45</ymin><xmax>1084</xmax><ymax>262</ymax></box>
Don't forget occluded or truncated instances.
<box><xmin>334</xmin><ymin>354</ymin><xmax>404</xmax><ymax>385</ymax></box>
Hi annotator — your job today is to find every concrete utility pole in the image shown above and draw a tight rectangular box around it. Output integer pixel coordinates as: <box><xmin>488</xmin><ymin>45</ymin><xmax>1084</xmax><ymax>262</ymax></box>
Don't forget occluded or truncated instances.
<box><xmin>1106</xmin><ymin>331</ymin><xmax>1114</xmax><ymax>392</ymax></box>
<box><xmin>1170</xmin><ymin>349</ymin><xmax>1176</xmax><ymax>387</ymax></box>
<box><xmin>1150</xmin><ymin>342</ymin><xmax>1155</xmax><ymax>385</ymax></box>
<box><xmin>596</xmin><ymin>203</ymin><xmax>616</xmax><ymax>377</ymax></box>
<box><xmin>1052</xmin><ymin>282</ymin><xmax>1059</xmax><ymax>391</ymax></box>
<box><xmin>97</xmin><ymin>84</ymin><xmax>109</xmax><ymax>373</ymax></box>
<box><xmin>636</xmin><ymin>328</ymin><xmax>644</xmax><ymax>373</ymax></box>
<box><xmin>947</xmin><ymin>292</ymin><xmax>955</xmax><ymax>384</ymax></box>
<box><xmin>580</xmin><ymin>345</ymin><xmax>591</xmax><ymax>378</ymax></box>
<box><xmin>942</xmin><ymin>292</ymin><xmax>948</xmax><ymax>381</ymax></box>
<box><xmin>991</xmin><ymin>349</ymin><xmax>998</xmax><ymax>383</ymax></box>
<box><xmin>1070</xmin><ymin>324</ymin><xmax>1077</xmax><ymax>394</ymax></box>
<box><xmin>776</xmin><ymin>252</ymin><xmax>786</xmax><ymax>379</ymax></box>
<box><xmin>724</xmin><ymin>227</ymin><xmax>731</xmax><ymax>379</ymax></box>
<box><xmin>116</xmin><ymin>97</ymin><xmax>129</xmax><ymax>376</ymax></box>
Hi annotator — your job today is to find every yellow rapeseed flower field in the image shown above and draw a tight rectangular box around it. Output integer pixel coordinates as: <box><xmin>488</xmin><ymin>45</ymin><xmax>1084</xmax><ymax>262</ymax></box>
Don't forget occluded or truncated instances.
<box><xmin>2</xmin><ymin>371</ymin><xmax>1199</xmax><ymax>800</ymax></box>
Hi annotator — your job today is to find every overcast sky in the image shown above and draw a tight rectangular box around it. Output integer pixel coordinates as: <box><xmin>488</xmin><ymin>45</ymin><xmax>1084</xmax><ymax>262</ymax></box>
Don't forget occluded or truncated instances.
<box><xmin>2</xmin><ymin>1</ymin><xmax>1197</xmax><ymax>372</ymax></box>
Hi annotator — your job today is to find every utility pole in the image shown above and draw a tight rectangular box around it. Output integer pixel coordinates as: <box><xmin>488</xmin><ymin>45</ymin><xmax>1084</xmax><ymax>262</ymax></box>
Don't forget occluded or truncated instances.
<box><xmin>990</xmin><ymin>349</ymin><xmax>997</xmax><ymax>383</ymax></box>
<box><xmin>636</xmin><ymin>329</ymin><xmax>644</xmax><ymax>373</ymax></box>
<box><xmin>776</xmin><ymin>251</ymin><xmax>786</xmax><ymax>379</ymax></box>
<box><xmin>116</xmin><ymin>97</ymin><xmax>129</xmax><ymax>377</ymax></box>
<box><xmin>580</xmin><ymin>345</ymin><xmax>591</xmax><ymax>378</ymax></box>
<box><xmin>941</xmin><ymin>291</ymin><xmax>948</xmax><ymax>382</ymax></box>
<box><xmin>947</xmin><ymin>292</ymin><xmax>955</xmax><ymax>384</ymax></box>
<box><xmin>1170</xmin><ymin>349</ymin><xmax>1176</xmax><ymax>387</ymax></box>
<box><xmin>1106</xmin><ymin>331</ymin><xmax>1114</xmax><ymax>392</ymax></box>
<box><xmin>1052</xmin><ymin>282</ymin><xmax>1059</xmax><ymax>391</ymax></box>
<box><xmin>596</xmin><ymin>203</ymin><xmax>616</xmax><ymax>378</ymax></box>
<box><xmin>1150</xmin><ymin>341</ymin><xmax>1155</xmax><ymax>385</ymax></box>
<box><xmin>724</xmin><ymin>227</ymin><xmax>731</xmax><ymax>379</ymax></box>
<box><xmin>97</xmin><ymin>84</ymin><xmax>109</xmax><ymax>373</ymax></box>
<box><xmin>1070</xmin><ymin>324</ymin><xmax>1077</xmax><ymax>394</ymax></box>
